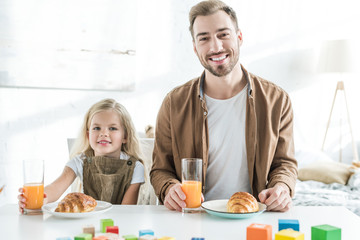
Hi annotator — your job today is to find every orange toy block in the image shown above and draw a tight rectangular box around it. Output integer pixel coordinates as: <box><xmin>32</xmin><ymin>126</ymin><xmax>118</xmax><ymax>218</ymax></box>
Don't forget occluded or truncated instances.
<box><xmin>247</xmin><ymin>223</ymin><xmax>272</xmax><ymax>240</ymax></box>
<box><xmin>92</xmin><ymin>236</ymin><xmax>108</xmax><ymax>240</ymax></box>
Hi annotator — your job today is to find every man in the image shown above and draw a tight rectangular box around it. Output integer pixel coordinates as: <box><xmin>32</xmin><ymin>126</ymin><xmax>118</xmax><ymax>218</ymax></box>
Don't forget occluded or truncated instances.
<box><xmin>150</xmin><ymin>0</ymin><xmax>297</xmax><ymax>212</ymax></box>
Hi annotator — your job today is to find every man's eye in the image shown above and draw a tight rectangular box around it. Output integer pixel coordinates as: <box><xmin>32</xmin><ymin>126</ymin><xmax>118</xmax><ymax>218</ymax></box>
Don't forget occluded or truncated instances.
<box><xmin>199</xmin><ymin>37</ymin><xmax>208</xmax><ymax>41</ymax></box>
<box><xmin>220</xmin><ymin>33</ymin><xmax>229</xmax><ymax>38</ymax></box>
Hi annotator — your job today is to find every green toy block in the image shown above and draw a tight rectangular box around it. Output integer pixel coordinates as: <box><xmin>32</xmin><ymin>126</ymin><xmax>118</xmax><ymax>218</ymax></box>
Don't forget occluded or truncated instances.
<box><xmin>100</xmin><ymin>218</ymin><xmax>114</xmax><ymax>233</ymax></box>
<box><xmin>74</xmin><ymin>233</ymin><xmax>92</xmax><ymax>240</ymax></box>
<box><xmin>275</xmin><ymin>229</ymin><xmax>304</xmax><ymax>240</ymax></box>
<box><xmin>311</xmin><ymin>224</ymin><xmax>341</xmax><ymax>240</ymax></box>
<box><xmin>123</xmin><ymin>235</ymin><xmax>138</xmax><ymax>240</ymax></box>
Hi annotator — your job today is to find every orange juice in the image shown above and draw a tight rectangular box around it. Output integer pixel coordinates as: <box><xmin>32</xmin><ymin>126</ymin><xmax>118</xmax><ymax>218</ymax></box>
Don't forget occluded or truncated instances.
<box><xmin>181</xmin><ymin>180</ymin><xmax>202</xmax><ymax>208</ymax></box>
<box><xmin>23</xmin><ymin>183</ymin><xmax>44</xmax><ymax>209</ymax></box>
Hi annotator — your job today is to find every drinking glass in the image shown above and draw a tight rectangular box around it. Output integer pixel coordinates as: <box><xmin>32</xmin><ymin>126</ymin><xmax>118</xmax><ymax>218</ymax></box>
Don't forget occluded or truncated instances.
<box><xmin>23</xmin><ymin>160</ymin><xmax>44</xmax><ymax>214</ymax></box>
<box><xmin>181</xmin><ymin>158</ymin><xmax>202</xmax><ymax>213</ymax></box>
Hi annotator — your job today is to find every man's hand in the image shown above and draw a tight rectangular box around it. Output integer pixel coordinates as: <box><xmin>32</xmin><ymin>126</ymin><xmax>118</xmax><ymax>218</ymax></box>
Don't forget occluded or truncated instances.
<box><xmin>258</xmin><ymin>184</ymin><xmax>292</xmax><ymax>212</ymax></box>
<box><xmin>164</xmin><ymin>183</ymin><xmax>186</xmax><ymax>212</ymax></box>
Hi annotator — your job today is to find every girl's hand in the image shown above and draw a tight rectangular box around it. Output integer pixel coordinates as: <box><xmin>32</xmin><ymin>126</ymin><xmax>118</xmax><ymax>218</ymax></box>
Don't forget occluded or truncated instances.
<box><xmin>18</xmin><ymin>188</ymin><xmax>47</xmax><ymax>214</ymax></box>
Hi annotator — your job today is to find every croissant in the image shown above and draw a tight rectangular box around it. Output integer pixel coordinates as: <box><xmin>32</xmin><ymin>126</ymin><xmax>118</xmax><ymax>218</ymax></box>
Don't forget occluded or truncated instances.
<box><xmin>55</xmin><ymin>192</ymin><xmax>97</xmax><ymax>213</ymax></box>
<box><xmin>226</xmin><ymin>192</ymin><xmax>259</xmax><ymax>213</ymax></box>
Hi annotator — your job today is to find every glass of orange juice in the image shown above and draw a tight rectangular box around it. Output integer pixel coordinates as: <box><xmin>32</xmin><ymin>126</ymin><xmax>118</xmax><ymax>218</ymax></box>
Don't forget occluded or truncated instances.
<box><xmin>23</xmin><ymin>159</ymin><xmax>44</xmax><ymax>214</ymax></box>
<box><xmin>181</xmin><ymin>158</ymin><xmax>202</xmax><ymax>213</ymax></box>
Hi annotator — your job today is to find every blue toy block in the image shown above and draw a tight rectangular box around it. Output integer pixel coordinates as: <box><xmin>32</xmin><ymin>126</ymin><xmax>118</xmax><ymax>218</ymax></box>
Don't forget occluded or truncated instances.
<box><xmin>139</xmin><ymin>229</ymin><xmax>154</xmax><ymax>236</ymax></box>
<box><xmin>279</xmin><ymin>219</ymin><xmax>300</xmax><ymax>231</ymax></box>
<box><xmin>192</xmin><ymin>238</ymin><xmax>205</xmax><ymax>240</ymax></box>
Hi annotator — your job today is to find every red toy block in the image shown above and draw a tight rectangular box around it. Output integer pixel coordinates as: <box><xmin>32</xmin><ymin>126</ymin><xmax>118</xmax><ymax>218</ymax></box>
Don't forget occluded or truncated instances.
<box><xmin>247</xmin><ymin>223</ymin><xmax>272</xmax><ymax>240</ymax></box>
<box><xmin>106</xmin><ymin>226</ymin><xmax>119</xmax><ymax>234</ymax></box>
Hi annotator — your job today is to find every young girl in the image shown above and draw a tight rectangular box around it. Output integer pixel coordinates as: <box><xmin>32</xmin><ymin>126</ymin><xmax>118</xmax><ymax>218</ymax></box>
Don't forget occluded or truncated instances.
<box><xmin>18</xmin><ymin>98</ymin><xmax>144</xmax><ymax>213</ymax></box>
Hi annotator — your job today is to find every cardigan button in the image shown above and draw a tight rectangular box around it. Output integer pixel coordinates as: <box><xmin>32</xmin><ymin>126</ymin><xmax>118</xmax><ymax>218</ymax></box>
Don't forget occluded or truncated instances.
<box><xmin>204</xmin><ymin>112</ymin><xmax>207</xmax><ymax>116</ymax></box>
<box><xmin>127</xmin><ymin>160</ymin><xmax>132</xmax><ymax>166</ymax></box>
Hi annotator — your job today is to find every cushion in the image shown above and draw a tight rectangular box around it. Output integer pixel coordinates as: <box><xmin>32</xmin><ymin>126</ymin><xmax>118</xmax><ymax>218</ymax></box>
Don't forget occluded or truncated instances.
<box><xmin>298</xmin><ymin>160</ymin><xmax>352</xmax><ymax>185</ymax></box>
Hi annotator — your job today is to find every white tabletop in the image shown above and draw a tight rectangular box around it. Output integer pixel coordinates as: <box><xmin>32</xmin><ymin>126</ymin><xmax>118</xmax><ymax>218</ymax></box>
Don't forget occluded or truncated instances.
<box><xmin>1</xmin><ymin>204</ymin><xmax>359</xmax><ymax>240</ymax></box>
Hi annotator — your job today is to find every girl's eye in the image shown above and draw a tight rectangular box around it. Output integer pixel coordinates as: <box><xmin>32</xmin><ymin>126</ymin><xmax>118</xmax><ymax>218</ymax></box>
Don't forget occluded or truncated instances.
<box><xmin>109</xmin><ymin>127</ymin><xmax>117</xmax><ymax>131</ymax></box>
<box><xmin>93</xmin><ymin>127</ymin><xmax>100</xmax><ymax>130</ymax></box>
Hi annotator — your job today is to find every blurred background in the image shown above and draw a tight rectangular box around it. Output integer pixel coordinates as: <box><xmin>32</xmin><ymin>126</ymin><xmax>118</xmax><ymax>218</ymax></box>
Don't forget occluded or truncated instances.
<box><xmin>1</xmin><ymin>0</ymin><xmax>359</xmax><ymax>205</ymax></box>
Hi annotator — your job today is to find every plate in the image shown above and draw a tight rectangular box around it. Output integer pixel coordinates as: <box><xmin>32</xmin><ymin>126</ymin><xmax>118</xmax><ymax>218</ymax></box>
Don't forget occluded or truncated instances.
<box><xmin>42</xmin><ymin>200</ymin><xmax>112</xmax><ymax>218</ymax></box>
<box><xmin>201</xmin><ymin>199</ymin><xmax>266</xmax><ymax>219</ymax></box>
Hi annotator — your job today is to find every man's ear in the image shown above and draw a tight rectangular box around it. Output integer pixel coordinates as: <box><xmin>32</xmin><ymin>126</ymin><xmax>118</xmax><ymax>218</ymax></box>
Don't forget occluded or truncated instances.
<box><xmin>237</xmin><ymin>30</ymin><xmax>243</xmax><ymax>45</ymax></box>
<box><xmin>193</xmin><ymin>41</ymin><xmax>198</xmax><ymax>56</ymax></box>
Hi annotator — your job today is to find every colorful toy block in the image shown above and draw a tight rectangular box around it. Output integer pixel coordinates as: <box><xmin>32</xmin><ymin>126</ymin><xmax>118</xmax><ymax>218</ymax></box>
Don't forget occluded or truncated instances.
<box><xmin>139</xmin><ymin>229</ymin><xmax>155</xmax><ymax>236</ymax></box>
<box><xmin>123</xmin><ymin>234</ymin><xmax>138</xmax><ymax>240</ymax></box>
<box><xmin>100</xmin><ymin>218</ymin><xmax>114</xmax><ymax>233</ymax></box>
<box><xmin>191</xmin><ymin>238</ymin><xmax>205</xmax><ymax>240</ymax></box>
<box><xmin>247</xmin><ymin>223</ymin><xmax>272</xmax><ymax>240</ymax></box>
<box><xmin>106</xmin><ymin>226</ymin><xmax>119</xmax><ymax>234</ymax></box>
<box><xmin>92</xmin><ymin>236</ymin><xmax>108</xmax><ymax>240</ymax></box>
<box><xmin>275</xmin><ymin>229</ymin><xmax>304</xmax><ymax>240</ymax></box>
<box><xmin>158</xmin><ymin>237</ymin><xmax>175</xmax><ymax>240</ymax></box>
<box><xmin>279</xmin><ymin>219</ymin><xmax>300</xmax><ymax>231</ymax></box>
<box><xmin>311</xmin><ymin>224</ymin><xmax>341</xmax><ymax>240</ymax></box>
<box><xmin>139</xmin><ymin>235</ymin><xmax>158</xmax><ymax>240</ymax></box>
<box><xmin>74</xmin><ymin>233</ymin><xmax>92</xmax><ymax>240</ymax></box>
<box><xmin>104</xmin><ymin>233</ymin><xmax>123</xmax><ymax>240</ymax></box>
<box><xmin>83</xmin><ymin>224</ymin><xmax>95</xmax><ymax>237</ymax></box>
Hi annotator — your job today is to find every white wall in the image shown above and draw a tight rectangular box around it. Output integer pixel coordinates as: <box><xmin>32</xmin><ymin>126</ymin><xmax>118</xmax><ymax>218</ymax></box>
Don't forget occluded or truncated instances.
<box><xmin>1</xmin><ymin>0</ymin><xmax>360</xmax><ymax>205</ymax></box>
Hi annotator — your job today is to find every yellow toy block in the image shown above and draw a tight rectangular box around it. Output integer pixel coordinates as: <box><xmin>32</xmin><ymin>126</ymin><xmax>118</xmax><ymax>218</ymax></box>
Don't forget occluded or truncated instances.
<box><xmin>158</xmin><ymin>237</ymin><xmax>175</xmax><ymax>240</ymax></box>
<box><xmin>275</xmin><ymin>229</ymin><xmax>304</xmax><ymax>240</ymax></box>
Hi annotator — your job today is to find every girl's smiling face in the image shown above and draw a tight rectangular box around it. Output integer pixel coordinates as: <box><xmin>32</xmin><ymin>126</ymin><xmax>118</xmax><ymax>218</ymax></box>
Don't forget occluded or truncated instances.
<box><xmin>88</xmin><ymin>110</ymin><xmax>127</xmax><ymax>158</ymax></box>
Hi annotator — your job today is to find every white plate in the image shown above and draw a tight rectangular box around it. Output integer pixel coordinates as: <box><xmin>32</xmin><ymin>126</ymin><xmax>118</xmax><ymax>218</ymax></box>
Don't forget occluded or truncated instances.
<box><xmin>42</xmin><ymin>200</ymin><xmax>112</xmax><ymax>218</ymax></box>
<box><xmin>201</xmin><ymin>199</ymin><xmax>266</xmax><ymax>219</ymax></box>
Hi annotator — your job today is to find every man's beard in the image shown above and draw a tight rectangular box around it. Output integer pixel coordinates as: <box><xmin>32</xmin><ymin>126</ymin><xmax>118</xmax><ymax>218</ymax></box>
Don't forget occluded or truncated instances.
<box><xmin>200</xmin><ymin>44</ymin><xmax>240</xmax><ymax>77</ymax></box>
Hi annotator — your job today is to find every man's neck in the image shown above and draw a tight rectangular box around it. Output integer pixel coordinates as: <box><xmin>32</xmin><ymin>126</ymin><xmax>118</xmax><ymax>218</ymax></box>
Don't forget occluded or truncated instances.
<box><xmin>204</xmin><ymin>64</ymin><xmax>246</xmax><ymax>100</ymax></box>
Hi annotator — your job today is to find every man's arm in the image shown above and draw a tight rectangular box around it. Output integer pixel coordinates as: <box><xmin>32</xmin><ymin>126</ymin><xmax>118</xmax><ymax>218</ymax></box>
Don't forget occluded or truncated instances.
<box><xmin>150</xmin><ymin>94</ymin><xmax>182</xmax><ymax>205</ymax></box>
<box><xmin>259</xmin><ymin>94</ymin><xmax>298</xmax><ymax>211</ymax></box>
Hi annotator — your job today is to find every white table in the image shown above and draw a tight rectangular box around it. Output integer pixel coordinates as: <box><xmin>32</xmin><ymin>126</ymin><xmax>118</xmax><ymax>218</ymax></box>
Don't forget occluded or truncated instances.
<box><xmin>0</xmin><ymin>204</ymin><xmax>359</xmax><ymax>240</ymax></box>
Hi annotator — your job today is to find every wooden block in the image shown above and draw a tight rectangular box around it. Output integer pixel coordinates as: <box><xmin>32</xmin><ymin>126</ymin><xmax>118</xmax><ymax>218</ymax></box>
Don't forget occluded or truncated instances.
<box><xmin>83</xmin><ymin>224</ymin><xmax>95</xmax><ymax>237</ymax></box>
<box><xmin>139</xmin><ymin>229</ymin><xmax>154</xmax><ymax>236</ymax></box>
<box><xmin>247</xmin><ymin>223</ymin><xmax>272</xmax><ymax>240</ymax></box>
<box><xmin>279</xmin><ymin>219</ymin><xmax>300</xmax><ymax>231</ymax></box>
<box><xmin>158</xmin><ymin>237</ymin><xmax>175</xmax><ymax>240</ymax></box>
<box><xmin>311</xmin><ymin>224</ymin><xmax>341</xmax><ymax>240</ymax></box>
<box><xmin>122</xmin><ymin>234</ymin><xmax>138</xmax><ymax>240</ymax></box>
<box><xmin>100</xmin><ymin>219</ymin><xmax>114</xmax><ymax>233</ymax></box>
<box><xmin>139</xmin><ymin>235</ymin><xmax>158</xmax><ymax>240</ymax></box>
<box><xmin>106</xmin><ymin>226</ymin><xmax>119</xmax><ymax>234</ymax></box>
<box><xmin>74</xmin><ymin>233</ymin><xmax>93</xmax><ymax>240</ymax></box>
<box><xmin>275</xmin><ymin>229</ymin><xmax>304</xmax><ymax>240</ymax></box>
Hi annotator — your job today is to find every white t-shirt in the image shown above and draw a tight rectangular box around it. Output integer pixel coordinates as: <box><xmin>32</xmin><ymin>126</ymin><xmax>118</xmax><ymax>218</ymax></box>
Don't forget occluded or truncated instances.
<box><xmin>204</xmin><ymin>85</ymin><xmax>251</xmax><ymax>201</ymax></box>
<box><xmin>66</xmin><ymin>152</ymin><xmax>145</xmax><ymax>185</ymax></box>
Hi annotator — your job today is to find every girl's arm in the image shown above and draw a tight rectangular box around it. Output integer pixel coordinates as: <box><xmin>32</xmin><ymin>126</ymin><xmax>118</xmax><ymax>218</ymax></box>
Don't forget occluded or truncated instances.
<box><xmin>44</xmin><ymin>166</ymin><xmax>76</xmax><ymax>203</ymax></box>
<box><xmin>121</xmin><ymin>183</ymin><xmax>141</xmax><ymax>205</ymax></box>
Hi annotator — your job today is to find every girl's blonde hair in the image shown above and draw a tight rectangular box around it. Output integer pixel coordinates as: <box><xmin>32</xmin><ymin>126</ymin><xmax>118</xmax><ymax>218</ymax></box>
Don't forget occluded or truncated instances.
<box><xmin>70</xmin><ymin>98</ymin><xmax>142</xmax><ymax>161</ymax></box>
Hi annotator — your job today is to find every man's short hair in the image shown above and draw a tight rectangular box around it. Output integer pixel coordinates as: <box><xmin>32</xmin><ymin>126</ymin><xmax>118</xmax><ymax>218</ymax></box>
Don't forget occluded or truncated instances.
<box><xmin>189</xmin><ymin>0</ymin><xmax>239</xmax><ymax>40</ymax></box>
